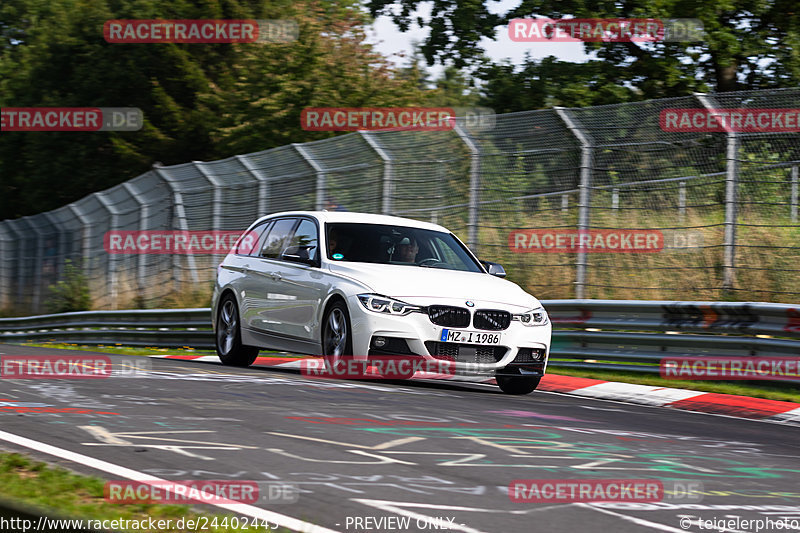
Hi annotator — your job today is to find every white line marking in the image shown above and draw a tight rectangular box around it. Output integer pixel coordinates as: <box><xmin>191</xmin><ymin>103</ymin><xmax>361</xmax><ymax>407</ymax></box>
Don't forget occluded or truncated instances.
<box><xmin>353</xmin><ymin>498</ymin><xmax>574</xmax><ymax>533</ymax></box>
<box><xmin>0</xmin><ymin>429</ymin><xmax>338</xmax><ymax>533</ymax></box>
<box><xmin>577</xmin><ymin>503</ymin><xmax>692</xmax><ymax>532</ymax></box>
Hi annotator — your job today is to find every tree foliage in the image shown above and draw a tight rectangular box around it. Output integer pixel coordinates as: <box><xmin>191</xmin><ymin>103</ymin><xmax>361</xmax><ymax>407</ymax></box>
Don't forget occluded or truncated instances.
<box><xmin>369</xmin><ymin>0</ymin><xmax>800</xmax><ymax>110</ymax></box>
<box><xmin>0</xmin><ymin>0</ymin><xmax>427</xmax><ymax>217</ymax></box>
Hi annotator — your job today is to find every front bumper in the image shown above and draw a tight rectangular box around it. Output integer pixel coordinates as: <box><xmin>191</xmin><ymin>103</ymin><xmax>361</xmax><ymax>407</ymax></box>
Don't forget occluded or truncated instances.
<box><xmin>346</xmin><ymin>295</ymin><xmax>551</xmax><ymax>376</ymax></box>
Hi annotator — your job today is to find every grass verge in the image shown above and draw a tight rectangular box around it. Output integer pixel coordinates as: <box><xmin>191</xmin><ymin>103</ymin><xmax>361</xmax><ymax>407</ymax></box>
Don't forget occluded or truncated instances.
<box><xmin>0</xmin><ymin>452</ymin><xmax>290</xmax><ymax>532</ymax></box>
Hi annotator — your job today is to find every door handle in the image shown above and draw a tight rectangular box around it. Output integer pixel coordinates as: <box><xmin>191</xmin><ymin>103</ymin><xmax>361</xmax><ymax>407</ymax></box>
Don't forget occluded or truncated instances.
<box><xmin>270</xmin><ymin>272</ymin><xmax>282</xmax><ymax>281</ymax></box>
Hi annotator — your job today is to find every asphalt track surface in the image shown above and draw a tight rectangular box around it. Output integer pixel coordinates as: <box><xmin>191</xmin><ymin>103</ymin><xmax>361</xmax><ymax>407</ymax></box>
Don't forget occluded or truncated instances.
<box><xmin>2</xmin><ymin>343</ymin><xmax>800</xmax><ymax>533</ymax></box>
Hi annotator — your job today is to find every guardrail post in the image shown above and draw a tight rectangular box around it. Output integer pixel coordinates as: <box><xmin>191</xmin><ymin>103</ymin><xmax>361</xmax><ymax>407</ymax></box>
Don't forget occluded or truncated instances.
<box><xmin>697</xmin><ymin>94</ymin><xmax>738</xmax><ymax>292</ymax></box>
<box><xmin>792</xmin><ymin>165</ymin><xmax>798</xmax><ymax>224</ymax></box>
<box><xmin>293</xmin><ymin>144</ymin><xmax>326</xmax><ymax>210</ymax></box>
<box><xmin>235</xmin><ymin>155</ymin><xmax>270</xmax><ymax>215</ymax></box>
<box><xmin>453</xmin><ymin>123</ymin><xmax>480</xmax><ymax>252</ymax></box>
<box><xmin>555</xmin><ymin>107</ymin><xmax>593</xmax><ymax>299</ymax></box>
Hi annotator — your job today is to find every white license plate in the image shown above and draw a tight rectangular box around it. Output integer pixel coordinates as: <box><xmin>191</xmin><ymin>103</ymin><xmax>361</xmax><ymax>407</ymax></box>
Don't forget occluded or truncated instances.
<box><xmin>440</xmin><ymin>329</ymin><xmax>501</xmax><ymax>345</ymax></box>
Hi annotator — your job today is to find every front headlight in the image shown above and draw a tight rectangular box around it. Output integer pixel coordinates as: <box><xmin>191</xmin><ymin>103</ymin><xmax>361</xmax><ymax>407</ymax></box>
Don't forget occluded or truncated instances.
<box><xmin>357</xmin><ymin>294</ymin><xmax>422</xmax><ymax>316</ymax></box>
<box><xmin>512</xmin><ymin>307</ymin><xmax>549</xmax><ymax>326</ymax></box>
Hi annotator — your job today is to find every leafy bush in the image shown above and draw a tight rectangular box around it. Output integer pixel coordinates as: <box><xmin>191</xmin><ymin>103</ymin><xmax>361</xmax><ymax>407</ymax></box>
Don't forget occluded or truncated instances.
<box><xmin>45</xmin><ymin>260</ymin><xmax>91</xmax><ymax>313</ymax></box>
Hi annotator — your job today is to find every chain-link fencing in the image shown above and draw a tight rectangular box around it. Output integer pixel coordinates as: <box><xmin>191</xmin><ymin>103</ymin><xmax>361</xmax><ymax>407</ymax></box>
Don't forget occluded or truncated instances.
<box><xmin>1</xmin><ymin>87</ymin><xmax>799</xmax><ymax>314</ymax></box>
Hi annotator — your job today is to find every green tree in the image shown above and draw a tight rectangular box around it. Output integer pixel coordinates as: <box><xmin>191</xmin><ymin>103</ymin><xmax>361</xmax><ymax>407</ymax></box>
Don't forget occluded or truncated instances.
<box><xmin>478</xmin><ymin>55</ymin><xmax>642</xmax><ymax>112</ymax></box>
<box><xmin>207</xmin><ymin>1</ymin><xmax>428</xmax><ymax>154</ymax></box>
<box><xmin>369</xmin><ymin>0</ymin><xmax>800</xmax><ymax>105</ymax></box>
<box><xmin>0</xmin><ymin>0</ymin><xmax>427</xmax><ymax>218</ymax></box>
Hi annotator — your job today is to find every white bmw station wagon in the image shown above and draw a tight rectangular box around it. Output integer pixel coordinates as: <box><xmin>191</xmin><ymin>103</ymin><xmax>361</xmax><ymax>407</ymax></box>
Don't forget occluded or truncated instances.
<box><xmin>212</xmin><ymin>211</ymin><xmax>551</xmax><ymax>394</ymax></box>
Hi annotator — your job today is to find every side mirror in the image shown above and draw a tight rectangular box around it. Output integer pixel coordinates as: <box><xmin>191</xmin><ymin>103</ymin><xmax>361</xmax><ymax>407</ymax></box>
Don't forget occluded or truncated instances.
<box><xmin>282</xmin><ymin>246</ymin><xmax>318</xmax><ymax>266</ymax></box>
<box><xmin>480</xmin><ymin>260</ymin><xmax>506</xmax><ymax>278</ymax></box>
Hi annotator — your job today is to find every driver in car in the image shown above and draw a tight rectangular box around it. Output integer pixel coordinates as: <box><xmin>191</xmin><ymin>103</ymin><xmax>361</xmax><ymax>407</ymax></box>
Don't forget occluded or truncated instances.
<box><xmin>395</xmin><ymin>236</ymin><xmax>419</xmax><ymax>263</ymax></box>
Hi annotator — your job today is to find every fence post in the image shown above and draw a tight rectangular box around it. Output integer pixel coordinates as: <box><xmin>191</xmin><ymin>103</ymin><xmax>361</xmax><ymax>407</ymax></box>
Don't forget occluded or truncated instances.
<box><xmin>555</xmin><ymin>107</ymin><xmax>593</xmax><ymax>299</ymax></box>
<box><xmin>235</xmin><ymin>155</ymin><xmax>270</xmax><ymax>216</ymax></box>
<box><xmin>792</xmin><ymin>166</ymin><xmax>798</xmax><ymax>224</ymax></box>
<box><xmin>95</xmin><ymin>193</ymin><xmax>120</xmax><ymax>309</ymax></box>
<box><xmin>679</xmin><ymin>180</ymin><xmax>687</xmax><ymax>222</ymax></box>
<box><xmin>122</xmin><ymin>183</ymin><xmax>148</xmax><ymax>299</ymax></box>
<box><xmin>21</xmin><ymin>218</ymin><xmax>46</xmax><ymax>313</ymax></box>
<box><xmin>360</xmin><ymin>132</ymin><xmax>394</xmax><ymax>215</ymax></box>
<box><xmin>0</xmin><ymin>222</ymin><xmax>8</xmax><ymax>310</ymax></box>
<box><xmin>293</xmin><ymin>144</ymin><xmax>326</xmax><ymax>210</ymax></box>
<box><xmin>193</xmin><ymin>162</ymin><xmax>223</xmax><ymax>231</ymax></box>
<box><xmin>697</xmin><ymin>94</ymin><xmax>738</xmax><ymax>291</ymax></box>
<box><xmin>67</xmin><ymin>203</ymin><xmax>92</xmax><ymax>280</ymax></box>
<box><xmin>153</xmin><ymin>166</ymin><xmax>200</xmax><ymax>286</ymax></box>
<box><xmin>42</xmin><ymin>212</ymin><xmax>66</xmax><ymax>284</ymax></box>
<box><xmin>453</xmin><ymin>123</ymin><xmax>480</xmax><ymax>252</ymax></box>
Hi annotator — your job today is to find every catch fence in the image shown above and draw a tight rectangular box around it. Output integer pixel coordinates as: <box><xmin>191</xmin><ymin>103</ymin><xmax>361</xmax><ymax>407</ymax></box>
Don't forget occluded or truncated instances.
<box><xmin>1</xmin><ymin>87</ymin><xmax>799</xmax><ymax>313</ymax></box>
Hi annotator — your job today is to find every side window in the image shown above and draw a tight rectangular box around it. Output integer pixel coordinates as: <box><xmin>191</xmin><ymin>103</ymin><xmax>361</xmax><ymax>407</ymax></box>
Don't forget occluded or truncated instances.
<box><xmin>236</xmin><ymin>221</ymin><xmax>271</xmax><ymax>256</ymax></box>
<box><xmin>283</xmin><ymin>219</ymin><xmax>319</xmax><ymax>262</ymax></box>
<box><xmin>259</xmin><ymin>218</ymin><xmax>297</xmax><ymax>259</ymax></box>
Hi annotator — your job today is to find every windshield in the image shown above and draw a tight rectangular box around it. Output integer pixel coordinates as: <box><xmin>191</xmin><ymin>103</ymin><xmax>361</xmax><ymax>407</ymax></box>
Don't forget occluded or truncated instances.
<box><xmin>325</xmin><ymin>223</ymin><xmax>483</xmax><ymax>273</ymax></box>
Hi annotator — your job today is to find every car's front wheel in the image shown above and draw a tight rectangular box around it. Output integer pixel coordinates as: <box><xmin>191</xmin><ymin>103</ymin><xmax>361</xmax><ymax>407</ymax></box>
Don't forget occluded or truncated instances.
<box><xmin>216</xmin><ymin>294</ymin><xmax>259</xmax><ymax>367</ymax></box>
<box><xmin>496</xmin><ymin>371</ymin><xmax>541</xmax><ymax>395</ymax></box>
<box><xmin>321</xmin><ymin>300</ymin><xmax>355</xmax><ymax>371</ymax></box>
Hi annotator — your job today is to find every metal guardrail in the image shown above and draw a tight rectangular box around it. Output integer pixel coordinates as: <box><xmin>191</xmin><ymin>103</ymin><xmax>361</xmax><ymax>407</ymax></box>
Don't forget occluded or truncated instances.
<box><xmin>1</xmin><ymin>300</ymin><xmax>798</xmax><ymax>377</ymax></box>
<box><xmin>545</xmin><ymin>299</ymin><xmax>800</xmax><ymax>338</ymax></box>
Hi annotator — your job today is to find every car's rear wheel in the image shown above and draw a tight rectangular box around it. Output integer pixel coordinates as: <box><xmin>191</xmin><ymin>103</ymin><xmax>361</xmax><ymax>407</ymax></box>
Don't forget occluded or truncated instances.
<box><xmin>496</xmin><ymin>371</ymin><xmax>541</xmax><ymax>395</ymax></box>
<box><xmin>321</xmin><ymin>300</ymin><xmax>356</xmax><ymax>374</ymax></box>
<box><xmin>216</xmin><ymin>294</ymin><xmax>259</xmax><ymax>367</ymax></box>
